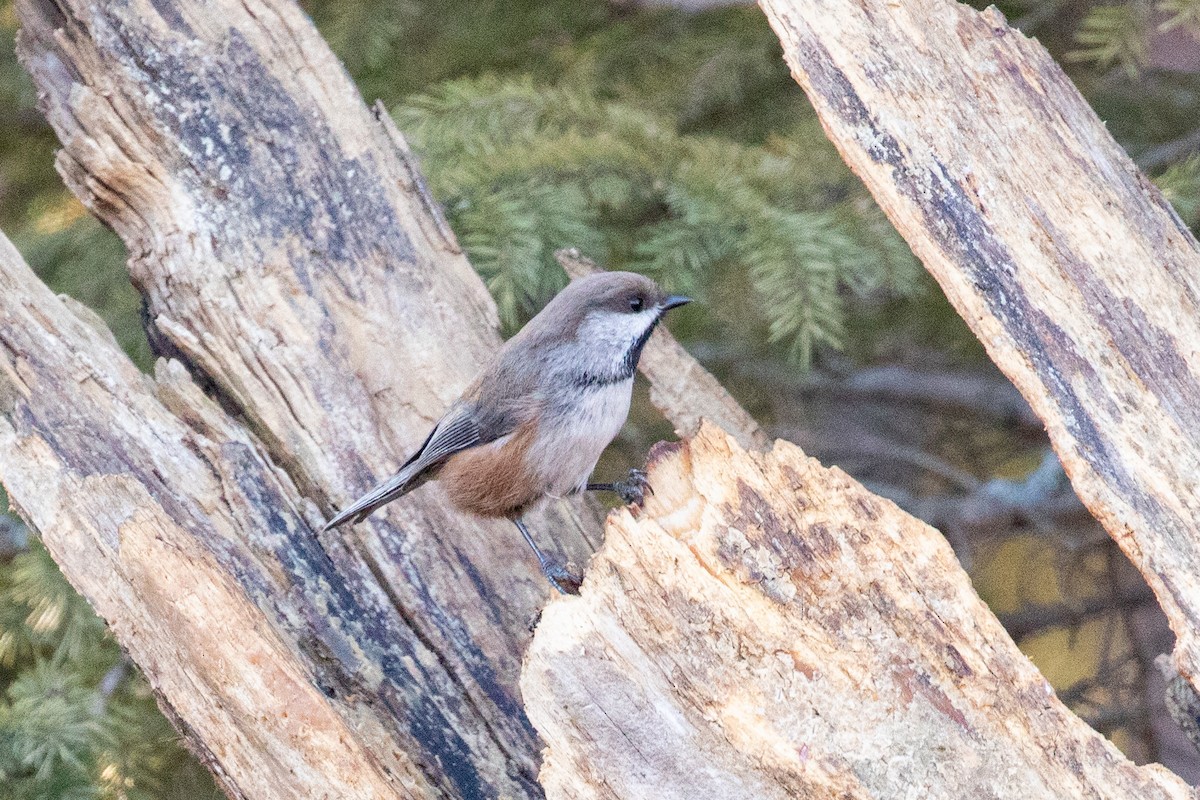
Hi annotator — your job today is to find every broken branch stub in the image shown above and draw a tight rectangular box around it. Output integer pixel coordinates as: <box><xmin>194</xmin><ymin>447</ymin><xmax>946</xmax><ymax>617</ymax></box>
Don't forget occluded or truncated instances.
<box><xmin>522</xmin><ymin>424</ymin><xmax>1192</xmax><ymax>799</ymax></box>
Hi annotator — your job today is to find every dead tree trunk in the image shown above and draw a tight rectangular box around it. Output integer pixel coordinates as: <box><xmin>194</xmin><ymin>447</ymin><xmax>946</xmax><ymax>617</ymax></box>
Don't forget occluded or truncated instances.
<box><xmin>3</xmin><ymin>0</ymin><xmax>1198</xmax><ymax>798</ymax></box>
<box><xmin>757</xmin><ymin>0</ymin><xmax>1200</xmax><ymax>688</ymax></box>
<box><xmin>524</xmin><ymin>425</ymin><xmax>1193</xmax><ymax>799</ymax></box>
<box><xmin>9</xmin><ymin>0</ymin><xmax>605</xmax><ymax>796</ymax></box>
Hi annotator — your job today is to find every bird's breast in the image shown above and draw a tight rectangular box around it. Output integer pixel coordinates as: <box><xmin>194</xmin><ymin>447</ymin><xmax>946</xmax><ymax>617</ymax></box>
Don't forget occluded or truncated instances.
<box><xmin>530</xmin><ymin>377</ymin><xmax>634</xmax><ymax>497</ymax></box>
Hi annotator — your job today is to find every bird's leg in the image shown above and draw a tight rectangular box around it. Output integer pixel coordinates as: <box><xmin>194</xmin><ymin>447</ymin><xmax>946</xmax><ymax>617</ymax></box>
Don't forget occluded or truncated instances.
<box><xmin>587</xmin><ymin>468</ymin><xmax>652</xmax><ymax>505</ymax></box>
<box><xmin>513</xmin><ymin>518</ymin><xmax>582</xmax><ymax>595</ymax></box>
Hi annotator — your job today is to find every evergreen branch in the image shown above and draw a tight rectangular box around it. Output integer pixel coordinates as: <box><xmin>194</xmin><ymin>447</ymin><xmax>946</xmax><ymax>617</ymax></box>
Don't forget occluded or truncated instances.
<box><xmin>1155</xmin><ymin>154</ymin><xmax>1200</xmax><ymax>224</ymax></box>
<box><xmin>1069</xmin><ymin>4</ymin><xmax>1150</xmax><ymax>78</ymax></box>
<box><xmin>396</xmin><ymin>75</ymin><xmax>922</xmax><ymax>364</ymax></box>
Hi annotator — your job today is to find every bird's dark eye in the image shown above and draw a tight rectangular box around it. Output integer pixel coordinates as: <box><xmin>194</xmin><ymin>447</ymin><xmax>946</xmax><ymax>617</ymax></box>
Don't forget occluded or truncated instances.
<box><xmin>629</xmin><ymin>296</ymin><xmax>644</xmax><ymax>312</ymax></box>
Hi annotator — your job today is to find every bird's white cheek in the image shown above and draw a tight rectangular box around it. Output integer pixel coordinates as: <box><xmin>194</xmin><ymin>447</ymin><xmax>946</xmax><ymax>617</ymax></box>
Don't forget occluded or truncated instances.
<box><xmin>579</xmin><ymin>309</ymin><xmax>660</xmax><ymax>373</ymax></box>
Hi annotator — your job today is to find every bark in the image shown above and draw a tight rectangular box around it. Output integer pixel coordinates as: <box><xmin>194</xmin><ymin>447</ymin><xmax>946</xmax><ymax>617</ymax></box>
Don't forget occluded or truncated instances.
<box><xmin>9</xmin><ymin>0</ymin><xmax>604</xmax><ymax>797</ymax></box>
<box><xmin>523</xmin><ymin>425</ymin><xmax>1194</xmax><ymax>799</ymax></box>
<box><xmin>756</xmin><ymin>0</ymin><xmax>1200</xmax><ymax>687</ymax></box>
<box><xmin>2</xmin><ymin>2</ymin><xmax>768</xmax><ymax>796</ymax></box>
<box><xmin>0</xmin><ymin>237</ymin><xmax>418</xmax><ymax>798</ymax></box>
<box><xmin>522</xmin><ymin>1</ymin><xmax>1200</xmax><ymax>796</ymax></box>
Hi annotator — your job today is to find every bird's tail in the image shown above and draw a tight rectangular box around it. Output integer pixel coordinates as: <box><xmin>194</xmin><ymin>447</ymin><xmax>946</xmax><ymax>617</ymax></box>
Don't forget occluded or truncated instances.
<box><xmin>322</xmin><ymin>464</ymin><xmax>428</xmax><ymax>531</ymax></box>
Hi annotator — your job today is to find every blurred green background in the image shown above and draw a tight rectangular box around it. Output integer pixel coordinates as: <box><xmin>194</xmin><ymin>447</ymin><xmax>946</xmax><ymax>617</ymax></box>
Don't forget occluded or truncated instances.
<box><xmin>2</xmin><ymin>0</ymin><xmax>1199</xmax><ymax>796</ymax></box>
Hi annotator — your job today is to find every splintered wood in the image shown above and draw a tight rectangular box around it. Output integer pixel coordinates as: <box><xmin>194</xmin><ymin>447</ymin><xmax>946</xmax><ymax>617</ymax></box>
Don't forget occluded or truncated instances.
<box><xmin>523</xmin><ymin>424</ymin><xmax>1191</xmax><ymax>799</ymax></box>
<box><xmin>7</xmin><ymin>0</ymin><xmax>1200</xmax><ymax>796</ymax></box>
<box><xmin>0</xmin><ymin>235</ymin><xmax>411</xmax><ymax>799</ymax></box>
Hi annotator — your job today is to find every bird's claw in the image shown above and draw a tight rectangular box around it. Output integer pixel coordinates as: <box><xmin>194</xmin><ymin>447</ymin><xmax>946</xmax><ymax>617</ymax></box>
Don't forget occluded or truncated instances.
<box><xmin>543</xmin><ymin>561</ymin><xmax>583</xmax><ymax>595</ymax></box>
<box><xmin>613</xmin><ymin>468</ymin><xmax>652</xmax><ymax>506</ymax></box>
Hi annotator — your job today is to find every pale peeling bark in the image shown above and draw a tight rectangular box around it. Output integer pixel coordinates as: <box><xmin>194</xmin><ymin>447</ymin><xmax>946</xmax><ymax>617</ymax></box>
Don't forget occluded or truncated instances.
<box><xmin>2</xmin><ymin>1</ymin><xmax>765</xmax><ymax>794</ymax></box>
<box><xmin>11</xmin><ymin>0</ymin><xmax>608</xmax><ymax>796</ymax></box>
<box><xmin>523</xmin><ymin>424</ymin><xmax>1193</xmax><ymax>799</ymax></box>
<box><xmin>0</xmin><ymin>235</ymin><xmax>420</xmax><ymax>798</ymax></box>
<box><xmin>7</xmin><ymin>0</ymin><xmax>1198</xmax><ymax>797</ymax></box>
<box><xmin>757</xmin><ymin>0</ymin><xmax>1200</xmax><ymax>684</ymax></box>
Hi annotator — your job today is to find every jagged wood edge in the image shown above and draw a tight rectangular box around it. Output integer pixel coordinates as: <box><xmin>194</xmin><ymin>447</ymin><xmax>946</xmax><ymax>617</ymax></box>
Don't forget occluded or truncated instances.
<box><xmin>10</xmin><ymin>0</ymin><xmax>602</xmax><ymax>796</ymax></box>
<box><xmin>523</xmin><ymin>424</ymin><xmax>1192</xmax><ymax>798</ymax></box>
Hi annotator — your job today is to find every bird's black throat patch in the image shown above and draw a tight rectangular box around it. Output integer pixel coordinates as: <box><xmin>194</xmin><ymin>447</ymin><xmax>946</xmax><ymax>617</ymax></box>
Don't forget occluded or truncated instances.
<box><xmin>570</xmin><ymin>315</ymin><xmax>663</xmax><ymax>389</ymax></box>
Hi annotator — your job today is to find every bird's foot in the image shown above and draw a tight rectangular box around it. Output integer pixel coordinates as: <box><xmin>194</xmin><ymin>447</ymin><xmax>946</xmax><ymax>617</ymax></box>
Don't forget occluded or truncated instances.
<box><xmin>612</xmin><ymin>468</ymin><xmax>652</xmax><ymax>506</ymax></box>
<box><xmin>542</xmin><ymin>560</ymin><xmax>583</xmax><ymax>596</ymax></box>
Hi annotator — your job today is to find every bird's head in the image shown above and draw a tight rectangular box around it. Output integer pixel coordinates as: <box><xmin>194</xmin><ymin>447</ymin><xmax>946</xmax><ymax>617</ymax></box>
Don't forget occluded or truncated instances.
<box><xmin>542</xmin><ymin>271</ymin><xmax>690</xmax><ymax>383</ymax></box>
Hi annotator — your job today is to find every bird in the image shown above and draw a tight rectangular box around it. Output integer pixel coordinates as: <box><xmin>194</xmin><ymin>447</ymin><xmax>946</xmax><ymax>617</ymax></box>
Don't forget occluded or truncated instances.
<box><xmin>323</xmin><ymin>271</ymin><xmax>690</xmax><ymax>594</ymax></box>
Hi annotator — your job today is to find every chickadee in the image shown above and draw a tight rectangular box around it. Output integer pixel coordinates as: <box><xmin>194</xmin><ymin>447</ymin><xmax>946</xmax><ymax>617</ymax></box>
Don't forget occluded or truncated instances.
<box><xmin>324</xmin><ymin>271</ymin><xmax>690</xmax><ymax>594</ymax></box>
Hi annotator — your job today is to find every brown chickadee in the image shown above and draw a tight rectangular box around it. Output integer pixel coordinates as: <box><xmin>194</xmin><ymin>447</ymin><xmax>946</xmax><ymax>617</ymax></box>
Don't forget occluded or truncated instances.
<box><xmin>324</xmin><ymin>271</ymin><xmax>690</xmax><ymax>594</ymax></box>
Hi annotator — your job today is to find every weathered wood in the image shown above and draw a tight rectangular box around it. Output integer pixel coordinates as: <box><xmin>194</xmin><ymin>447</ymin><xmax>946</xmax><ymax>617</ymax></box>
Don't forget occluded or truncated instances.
<box><xmin>523</xmin><ymin>5</ymin><xmax>1200</xmax><ymax>791</ymax></box>
<box><xmin>757</xmin><ymin>0</ymin><xmax>1200</xmax><ymax>686</ymax></box>
<box><xmin>9</xmin><ymin>0</ymin><xmax>1197</xmax><ymax>796</ymax></box>
<box><xmin>4</xmin><ymin>2</ymin><xmax>756</xmax><ymax>795</ymax></box>
<box><xmin>522</xmin><ymin>424</ymin><xmax>1193</xmax><ymax>798</ymax></box>
<box><xmin>0</xmin><ymin>234</ymin><xmax>419</xmax><ymax>798</ymax></box>
<box><xmin>12</xmin><ymin>0</ymin><xmax>607</xmax><ymax>796</ymax></box>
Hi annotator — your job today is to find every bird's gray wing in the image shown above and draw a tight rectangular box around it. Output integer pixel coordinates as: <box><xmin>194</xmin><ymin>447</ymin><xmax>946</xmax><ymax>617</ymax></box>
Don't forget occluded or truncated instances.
<box><xmin>324</xmin><ymin>338</ymin><xmax>551</xmax><ymax>531</ymax></box>
<box><xmin>324</xmin><ymin>404</ymin><xmax>489</xmax><ymax>530</ymax></box>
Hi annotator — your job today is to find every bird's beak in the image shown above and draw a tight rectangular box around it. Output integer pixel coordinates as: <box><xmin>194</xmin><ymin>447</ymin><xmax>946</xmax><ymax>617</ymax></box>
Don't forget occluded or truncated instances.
<box><xmin>661</xmin><ymin>295</ymin><xmax>691</xmax><ymax>311</ymax></box>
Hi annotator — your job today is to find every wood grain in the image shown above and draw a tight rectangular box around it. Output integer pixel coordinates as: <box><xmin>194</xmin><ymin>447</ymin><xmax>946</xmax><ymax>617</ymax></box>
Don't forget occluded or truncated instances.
<box><xmin>7</xmin><ymin>0</ymin><xmax>1197</xmax><ymax>795</ymax></box>
<box><xmin>758</xmin><ymin>0</ymin><xmax>1200</xmax><ymax>684</ymax></box>
<box><xmin>523</xmin><ymin>424</ymin><xmax>1193</xmax><ymax>799</ymax></box>
<box><xmin>0</xmin><ymin>234</ymin><xmax>420</xmax><ymax>798</ymax></box>
<box><xmin>12</xmin><ymin>0</ymin><xmax>604</xmax><ymax>795</ymax></box>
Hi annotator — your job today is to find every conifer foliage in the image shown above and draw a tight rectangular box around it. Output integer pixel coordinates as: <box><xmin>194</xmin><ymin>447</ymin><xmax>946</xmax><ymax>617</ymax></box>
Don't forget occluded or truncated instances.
<box><xmin>0</xmin><ymin>536</ymin><xmax>219</xmax><ymax>799</ymax></box>
<box><xmin>1070</xmin><ymin>0</ymin><xmax>1200</xmax><ymax>76</ymax></box>
<box><xmin>396</xmin><ymin>75</ymin><xmax>922</xmax><ymax>362</ymax></box>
